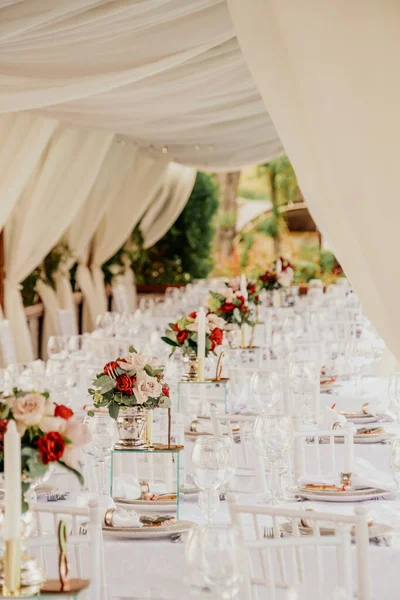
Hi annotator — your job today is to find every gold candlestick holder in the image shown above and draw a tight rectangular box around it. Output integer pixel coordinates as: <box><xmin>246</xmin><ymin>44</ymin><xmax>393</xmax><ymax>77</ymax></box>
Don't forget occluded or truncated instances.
<box><xmin>2</xmin><ymin>539</ymin><xmax>21</xmax><ymax>597</ymax></box>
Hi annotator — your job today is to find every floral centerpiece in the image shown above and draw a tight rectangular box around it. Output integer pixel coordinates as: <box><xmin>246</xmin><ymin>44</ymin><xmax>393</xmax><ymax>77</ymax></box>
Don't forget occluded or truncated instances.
<box><xmin>88</xmin><ymin>347</ymin><xmax>171</xmax><ymax>448</ymax></box>
<box><xmin>205</xmin><ymin>290</ymin><xmax>255</xmax><ymax>328</ymax></box>
<box><xmin>259</xmin><ymin>257</ymin><xmax>295</xmax><ymax>291</ymax></box>
<box><xmin>226</xmin><ymin>277</ymin><xmax>261</xmax><ymax>306</ymax></box>
<box><xmin>161</xmin><ymin>312</ymin><xmax>225</xmax><ymax>356</ymax></box>
<box><xmin>0</xmin><ymin>389</ymin><xmax>89</xmax><ymax>511</ymax></box>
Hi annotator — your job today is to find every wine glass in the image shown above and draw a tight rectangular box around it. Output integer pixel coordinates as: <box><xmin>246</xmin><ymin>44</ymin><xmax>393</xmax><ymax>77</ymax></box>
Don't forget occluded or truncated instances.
<box><xmin>271</xmin><ymin>331</ymin><xmax>295</xmax><ymax>373</ymax></box>
<box><xmin>192</xmin><ymin>436</ymin><xmax>231</xmax><ymax>523</ymax></box>
<box><xmin>45</xmin><ymin>358</ymin><xmax>76</xmax><ymax>406</ymax></box>
<box><xmin>253</xmin><ymin>414</ymin><xmax>294</xmax><ymax>504</ymax></box>
<box><xmin>289</xmin><ymin>360</ymin><xmax>319</xmax><ymax>424</ymax></box>
<box><xmin>250</xmin><ymin>371</ymin><xmax>280</xmax><ymax>414</ymax></box>
<box><xmin>388</xmin><ymin>373</ymin><xmax>400</xmax><ymax>422</ymax></box>
<box><xmin>390</xmin><ymin>439</ymin><xmax>400</xmax><ymax>489</ymax></box>
<box><xmin>85</xmin><ymin>413</ymin><xmax>117</xmax><ymax>504</ymax></box>
<box><xmin>185</xmin><ymin>524</ymin><xmax>244</xmax><ymax>599</ymax></box>
<box><xmin>47</xmin><ymin>335</ymin><xmax>69</xmax><ymax>360</ymax></box>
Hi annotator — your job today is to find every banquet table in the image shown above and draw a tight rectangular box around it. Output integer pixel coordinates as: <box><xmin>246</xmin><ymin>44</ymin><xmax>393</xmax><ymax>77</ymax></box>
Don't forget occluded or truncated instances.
<box><xmin>43</xmin><ymin>373</ymin><xmax>400</xmax><ymax>600</ymax></box>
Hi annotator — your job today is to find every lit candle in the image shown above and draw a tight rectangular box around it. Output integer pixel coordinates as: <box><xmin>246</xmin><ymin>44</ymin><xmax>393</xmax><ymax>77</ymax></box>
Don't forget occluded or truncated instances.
<box><xmin>3</xmin><ymin>420</ymin><xmax>21</xmax><ymax>596</ymax></box>
<box><xmin>240</xmin><ymin>274</ymin><xmax>248</xmax><ymax>300</ymax></box>
<box><xmin>197</xmin><ymin>307</ymin><xmax>206</xmax><ymax>381</ymax></box>
<box><xmin>4</xmin><ymin>420</ymin><xmax>21</xmax><ymax>540</ymax></box>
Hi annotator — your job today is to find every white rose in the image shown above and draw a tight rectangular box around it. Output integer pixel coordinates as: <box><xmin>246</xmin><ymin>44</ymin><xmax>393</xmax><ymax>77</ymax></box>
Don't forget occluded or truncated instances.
<box><xmin>186</xmin><ymin>323</ymin><xmax>198</xmax><ymax>332</ymax></box>
<box><xmin>11</xmin><ymin>393</ymin><xmax>46</xmax><ymax>427</ymax></box>
<box><xmin>133</xmin><ymin>372</ymin><xmax>162</xmax><ymax>405</ymax></box>
<box><xmin>64</xmin><ymin>419</ymin><xmax>91</xmax><ymax>447</ymax></box>
<box><xmin>206</xmin><ymin>314</ymin><xmax>225</xmax><ymax>330</ymax></box>
<box><xmin>118</xmin><ymin>352</ymin><xmax>158</xmax><ymax>372</ymax></box>
<box><xmin>40</xmin><ymin>416</ymin><xmax>66</xmax><ymax>434</ymax></box>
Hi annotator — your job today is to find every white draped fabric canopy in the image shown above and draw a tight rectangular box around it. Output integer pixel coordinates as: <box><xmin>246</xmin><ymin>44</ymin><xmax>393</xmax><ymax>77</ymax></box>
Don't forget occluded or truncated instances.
<box><xmin>227</xmin><ymin>0</ymin><xmax>400</xmax><ymax>362</ymax></box>
<box><xmin>0</xmin><ymin>0</ymin><xmax>283</xmax><ymax>170</ymax></box>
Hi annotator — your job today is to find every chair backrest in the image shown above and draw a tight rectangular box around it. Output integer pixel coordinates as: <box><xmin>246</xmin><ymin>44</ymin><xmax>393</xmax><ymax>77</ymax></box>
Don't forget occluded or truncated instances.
<box><xmin>210</xmin><ymin>408</ymin><xmax>267</xmax><ymax>493</ymax></box>
<box><xmin>291</xmin><ymin>419</ymin><xmax>355</xmax><ymax>486</ymax></box>
<box><xmin>228</xmin><ymin>494</ymin><xmax>371</xmax><ymax>600</ymax></box>
<box><xmin>0</xmin><ymin>319</ymin><xmax>17</xmax><ymax>366</ymax></box>
<box><xmin>28</xmin><ymin>499</ymin><xmax>105</xmax><ymax>600</ymax></box>
<box><xmin>56</xmin><ymin>308</ymin><xmax>78</xmax><ymax>336</ymax></box>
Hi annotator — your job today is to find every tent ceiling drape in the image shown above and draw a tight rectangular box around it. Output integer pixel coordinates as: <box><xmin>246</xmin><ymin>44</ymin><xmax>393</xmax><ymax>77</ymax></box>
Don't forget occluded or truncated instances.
<box><xmin>0</xmin><ymin>0</ymin><xmax>283</xmax><ymax>170</ymax></box>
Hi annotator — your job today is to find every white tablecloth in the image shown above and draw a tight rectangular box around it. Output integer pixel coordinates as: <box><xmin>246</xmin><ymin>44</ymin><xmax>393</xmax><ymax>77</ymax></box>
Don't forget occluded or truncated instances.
<box><xmin>47</xmin><ymin>375</ymin><xmax>400</xmax><ymax>599</ymax></box>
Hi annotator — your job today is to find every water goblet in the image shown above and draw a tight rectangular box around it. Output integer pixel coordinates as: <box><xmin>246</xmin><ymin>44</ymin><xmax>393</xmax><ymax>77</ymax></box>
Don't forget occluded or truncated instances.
<box><xmin>192</xmin><ymin>436</ymin><xmax>230</xmax><ymax>523</ymax></box>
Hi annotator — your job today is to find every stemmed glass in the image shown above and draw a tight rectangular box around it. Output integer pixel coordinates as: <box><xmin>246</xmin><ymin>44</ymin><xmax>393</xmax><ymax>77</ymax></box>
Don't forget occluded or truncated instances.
<box><xmin>192</xmin><ymin>436</ymin><xmax>232</xmax><ymax>523</ymax></box>
<box><xmin>47</xmin><ymin>335</ymin><xmax>70</xmax><ymax>360</ymax></box>
<box><xmin>253</xmin><ymin>414</ymin><xmax>294</xmax><ymax>504</ymax></box>
<box><xmin>45</xmin><ymin>359</ymin><xmax>76</xmax><ymax>406</ymax></box>
<box><xmin>289</xmin><ymin>360</ymin><xmax>319</xmax><ymax>424</ymax></box>
<box><xmin>390</xmin><ymin>439</ymin><xmax>400</xmax><ymax>489</ymax></box>
<box><xmin>388</xmin><ymin>373</ymin><xmax>400</xmax><ymax>423</ymax></box>
<box><xmin>271</xmin><ymin>331</ymin><xmax>296</xmax><ymax>373</ymax></box>
<box><xmin>250</xmin><ymin>371</ymin><xmax>280</xmax><ymax>414</ymax></box>
<box><xmin>84</xmin><ymin>413</ymin><xmax>117</xmax><ymax>506</ymax></box>
<box><xmin>185</xmin><ymin>524</ymin><xmax>244</xmax><ymax>599</ymax></box>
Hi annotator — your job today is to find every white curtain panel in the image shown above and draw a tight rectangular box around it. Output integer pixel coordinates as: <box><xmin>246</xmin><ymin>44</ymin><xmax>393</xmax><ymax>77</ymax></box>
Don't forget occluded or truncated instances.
<box><xmin>86</xmin><ymin>149</ymin><xmax>169</xmax><ymax>328</ymax></box>
<box><xmin>141</xmin><ymin>163</ymin><xmax>197</xmax><ymax>249</ymax></box>
<box><xmin>228</xmin><ymin>0</ymin><xmax>400</xmax><ymax>361</ymax></box>
<box><xmin>4</xmin><ymin>122</ymin><xmax>112</xmax><ymax>362</ymax></box>
<box><xmin>0</xmin><ymin>113</ymin><xmax>57</xmax><ymax>232</ymax></box>
<box><xmin>0</xmin><ymin>0</ymin><xmax>283</xmax><ymax>170</ymax></box>
<box><xmin>55</xmin><ymin>139</ymin><xmax>138</xmax><ymax>325</ymax></box>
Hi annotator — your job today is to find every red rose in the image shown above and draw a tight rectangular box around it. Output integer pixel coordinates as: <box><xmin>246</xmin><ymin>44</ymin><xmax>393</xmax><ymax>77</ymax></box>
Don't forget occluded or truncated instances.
<box><xmin>0</xmin><ymin>420</ymin><xmax>8</xmax><ymax>439</ymax></box>
<box><xmin>177</xmin><ymin>330</ymin><xmax>189</xmax><ymax>344</ymax></box>
<box><xmin>173</xmin><ymin>323</ymin><xmax>180</xmax><ymax>332</ymax></box>
<box><xmin>220</xmin><ymin>302</ymin><xmax>236</xmax><ymax>313</ymax></box>
<box><xmin>162</xmin><ymin>386</ymin><xmax>170</xmax><ymax>398</ymax></box>
<box><xmin>255</xmin><ymin>295</ymin><xmax>259</xmax><ymax>302</ymax></box>
<box><xmin>188</xmin><ymin>311</ymin><xmax>197</xmax><ymax>319</ymax></box>
<box><xmin>54</xmin><ymin>404</ymin><xmax>74</xmax><ymax>420</ymax></box>
<box><xmin>236</xmin><ymin>295</ymin><xmax>246</xmax><ymax>306</ymax></box>
<box><xmin>37</xmin><ymin>432</ymin><xmax>65</xmax><ymax>465</ymax></box>
<box><xmin>104</xmin><ymin>361</ymin><xmax>119</xmax><ymax>377</ymax></box>
<box><xmin>116</xmin><ymin>373</ymin><xmax>134</xmax><ymax>395</ymax></box>
<box><xmin>248</xmin><ymin>284</ymin><xmax>256</xmax><ymax>294</ymax></box>
<box><xmin>210</xmin><ymin>327</ymin><xmax>223</xmax><ymax>346</ymax></box>
<box><xmin>239</xmin><ymin>304</ymin><xmax>249</xmax><ymax>313</ymax></box>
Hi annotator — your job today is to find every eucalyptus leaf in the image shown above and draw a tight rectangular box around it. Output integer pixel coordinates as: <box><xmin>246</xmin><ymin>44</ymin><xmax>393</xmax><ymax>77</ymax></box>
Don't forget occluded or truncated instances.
<box><xmin>108</xmin><ymin>401</ymin><xmax>120</xmax><ymax>420</ymax></box>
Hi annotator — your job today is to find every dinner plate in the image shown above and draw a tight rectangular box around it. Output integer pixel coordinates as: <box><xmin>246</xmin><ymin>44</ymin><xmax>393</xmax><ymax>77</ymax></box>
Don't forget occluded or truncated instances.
<box><xmin>280</xmin><ymin>521</ymin><xmax>392</xmax><ymax>539</ymax></box>
<box><xmin>102</xmin><ymin>519</ymin><xmax>197</xmax><ymax>539</ymax></box>
<box><xmin>114</xmin><ymin>498</ymin><xmax>177</xmax><ymax>512</ymax></box>
<box><xmin>341</xmin><ymin>413</ymin><xmax>381</xmax><ymax>424</ymax></box>
<box><xmin>287</xmin><ymin>486</ymin><xmax>392</xmax><ymax>502</ymax></box>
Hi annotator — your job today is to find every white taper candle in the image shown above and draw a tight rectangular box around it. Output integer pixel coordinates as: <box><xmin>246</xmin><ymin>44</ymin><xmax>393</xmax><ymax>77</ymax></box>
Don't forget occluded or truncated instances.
<box><xmin>4</xmin><ymin>420</ymin><xmax>21</xmax><ymax>540</ymax></box>
<box><xmin>240</xmin><ymin>274</ymin><xmax>248</xmax><ymax>300</ymax></box>
<box><xmin>197</xmin><ymin>307</ymin><xmax>206</xmax><ymax>381</ymax></box>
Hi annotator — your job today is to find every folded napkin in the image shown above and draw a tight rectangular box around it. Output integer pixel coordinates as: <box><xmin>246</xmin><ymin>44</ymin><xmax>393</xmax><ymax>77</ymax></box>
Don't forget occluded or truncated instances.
<box><xmin>320</xmin><ymin>406</ymin><xmax>347</xmax><ymax>429</ymax></box>
<box><xmin>362</xmin><ymin>400</ymin><xmax>387</xmax><ymax>417</ymax></box>
<box><xmin>298</xmin><ymin>457</ymin><xmax>396</xmax><ymax>491</ymax></box>
<box><xmin>113</xmin><ymin>475</ymin><xmax>141</xmax><ymax>500</ymax></box>
<box><xmin>105</xmin><ymin>507</ymin><xmax>143</xmax><ymax>528</ymax></box>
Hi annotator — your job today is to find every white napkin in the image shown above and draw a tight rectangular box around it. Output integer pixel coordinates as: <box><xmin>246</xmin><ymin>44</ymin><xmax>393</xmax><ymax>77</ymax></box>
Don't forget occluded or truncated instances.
<box><xmin>113</xmin><ymin>475</ymin><xmax>141</xmax><ymax>500</ymax></box>
<box><xmin>363</xmin><ymin>400</ymin><xmax>387</xmax><ymax>417</ymax></box>
<box><xmin>321</xmin><ymin>406</ymin><xmax>347</xmax><ymax>429</ymax></box>
<box><xmin>299</xmin><ymin>457</ymin><xmax>396</xmax><ymax>491</ymax></box>
<box><xmin>108</xmin><ymin>507</ymin><xmax>143</xmax><ymax>528</ymax></box>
